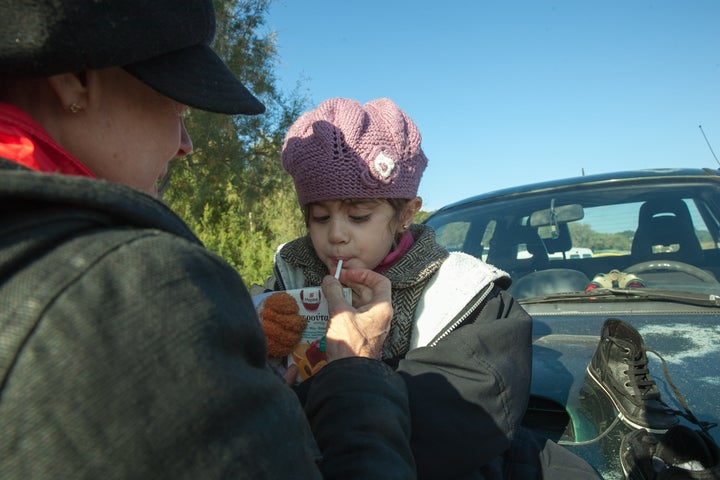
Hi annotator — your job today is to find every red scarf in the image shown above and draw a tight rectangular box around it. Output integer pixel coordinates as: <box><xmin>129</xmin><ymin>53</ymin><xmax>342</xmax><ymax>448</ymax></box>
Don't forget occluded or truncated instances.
<box><xmin>0</xmin><ymin>103</ymin><xmax>95</xmax><ymax>177</ymax></box>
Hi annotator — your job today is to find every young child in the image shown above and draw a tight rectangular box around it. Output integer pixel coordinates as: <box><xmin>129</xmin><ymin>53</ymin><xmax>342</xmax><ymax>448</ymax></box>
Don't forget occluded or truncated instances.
<box><xmin>264</xmin><ymin>97</ymin><xmax>600</xmax><ymax>479</ymax></box>
<box><xmin>267</xmin><ymin>97</ymin><xmax>513</xmax><ymax>355</ymax></box>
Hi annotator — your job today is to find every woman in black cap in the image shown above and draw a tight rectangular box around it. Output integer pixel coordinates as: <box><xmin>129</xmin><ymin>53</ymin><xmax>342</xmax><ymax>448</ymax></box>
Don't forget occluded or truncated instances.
<box><xmin>0</xmin><ymin>1</ymin><xmax>414</xmax><ymax>479</ymax></box>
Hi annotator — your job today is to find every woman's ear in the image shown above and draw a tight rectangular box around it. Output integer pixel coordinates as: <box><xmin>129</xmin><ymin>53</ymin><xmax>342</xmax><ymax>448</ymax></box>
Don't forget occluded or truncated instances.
<box><xmin>46</xmin><ymin>72</ymin><xmax>89</xmax><ymax>114</ymax></box>
<box><xmin>400</xmin><ymin>197</ymin><xmax>423</xmax><ymax>230</ymax></box>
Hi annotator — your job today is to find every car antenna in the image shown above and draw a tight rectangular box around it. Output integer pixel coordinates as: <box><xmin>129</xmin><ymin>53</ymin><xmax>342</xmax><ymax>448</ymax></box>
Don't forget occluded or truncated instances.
<box><xmin>698</xmin><ymin>125</ymin><xmax>720</xmax><ymax>166</ymax></box>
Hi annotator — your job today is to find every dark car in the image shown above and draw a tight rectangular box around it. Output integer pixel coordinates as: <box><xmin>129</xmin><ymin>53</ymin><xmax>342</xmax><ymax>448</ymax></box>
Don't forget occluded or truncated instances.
<box><xmin>423</xmin><ymin>168</ymin><xmax>720</xmax><ymax>479</ymax></box>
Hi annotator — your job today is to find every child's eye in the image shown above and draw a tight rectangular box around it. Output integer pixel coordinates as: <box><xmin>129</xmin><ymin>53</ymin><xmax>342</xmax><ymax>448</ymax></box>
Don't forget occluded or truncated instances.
<box><xmin>311</xmin><ymin>215</ymin><xmax>330</xmax><ymax>223</ymax></box>
<box><xmin>350</xmin><ymin>214</ymin><xmax>371</xmax><ymax>223</ymax></box>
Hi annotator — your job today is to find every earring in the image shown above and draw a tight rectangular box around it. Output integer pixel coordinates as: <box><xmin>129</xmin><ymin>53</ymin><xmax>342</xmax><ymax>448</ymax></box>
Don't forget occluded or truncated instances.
<box><xmin>69</xmin><ymin>102</ymin><xmax>82</xmax><ymax>114</ymax></box>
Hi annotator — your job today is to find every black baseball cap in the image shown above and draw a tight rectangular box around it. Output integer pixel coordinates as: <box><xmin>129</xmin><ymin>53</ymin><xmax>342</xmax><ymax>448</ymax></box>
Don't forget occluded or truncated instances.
<box><xmin>0</xmin><ymin>0</ymin><xmax>265</xmax><ymax>115</ymax></box>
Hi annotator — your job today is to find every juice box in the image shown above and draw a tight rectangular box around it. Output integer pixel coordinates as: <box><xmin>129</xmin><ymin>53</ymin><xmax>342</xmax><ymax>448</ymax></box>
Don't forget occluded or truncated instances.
<box><xmin>253</xmin><ymin>286</ymin><xmax>352</xmax><ymax>381</ymax></box>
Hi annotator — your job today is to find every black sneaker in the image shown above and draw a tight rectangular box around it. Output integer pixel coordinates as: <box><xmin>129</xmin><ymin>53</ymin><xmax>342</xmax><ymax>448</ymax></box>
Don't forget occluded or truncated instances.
<box><xmin>621</xmin><ymin>425</ymin><xmax>720</xmax><ymax>479</ymax></box>
<box><xmin>586</xmin><ymin>318</ymin><xmax>678</xmax><ymax>432</ymax></box>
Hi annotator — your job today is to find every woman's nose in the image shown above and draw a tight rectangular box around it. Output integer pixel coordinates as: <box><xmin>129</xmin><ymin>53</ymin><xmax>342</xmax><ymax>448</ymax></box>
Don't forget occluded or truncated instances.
<box><xmin>176</xmin><ymin>120</ymin><xmax>193</xmax><ymax>157</ymax></box>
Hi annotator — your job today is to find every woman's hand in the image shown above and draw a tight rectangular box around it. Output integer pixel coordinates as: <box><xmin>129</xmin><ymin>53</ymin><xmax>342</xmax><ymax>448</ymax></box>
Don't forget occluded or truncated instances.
<box><xmin>321</xmin><ymin>269</ymin><xmax>393</xmax><ymax>360</ymax></box>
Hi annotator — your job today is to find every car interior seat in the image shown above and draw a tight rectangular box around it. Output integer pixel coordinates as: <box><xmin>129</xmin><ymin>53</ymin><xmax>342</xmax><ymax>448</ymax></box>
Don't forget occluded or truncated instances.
<box><xmin>540</xmin><ymin>222</ymin><xmax>573</xmax><ymax>259</ymax></box>
<box><xmin>505</xmin><ymin>221</ymin><xmax>593</xmax><ymax>298</ymax></box>
<box><xmin>630</xmin><ymin>199</ymin><xmax>703</xmax><ymax>265</ymax></box>
<box><xmin>524</xmin><ymin>227</ymin><xmax>551</xmax><ymax>270</ymax></box>
<box><xmin>487</xmin><ymin>225</ymin><xmax>549</xmax><ymax>273</ymax></box>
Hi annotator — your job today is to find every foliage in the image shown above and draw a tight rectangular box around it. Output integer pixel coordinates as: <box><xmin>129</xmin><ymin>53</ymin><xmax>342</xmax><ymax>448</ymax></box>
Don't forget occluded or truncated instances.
<box><xmin>413</xmin><ymin>209</ymin><xmax>433</xmax><ymax>224</ymax></box>
<box><xmin>568</xmin><ymin>223</ymin><xmax>632</xmax><ymax>253</ymax></box>
<box><xmin>162</xmin><ymin>0</ymin><xmax>307</xmax><ymax>287</ymax></box>
<box><xmin>433</xmin><ymin>221</ymin><xmax>469</xmax><ymax>251</ymax></box>
<box><xmin>161</xmin><ymin>2</ymin><xmax>446</xmax><ymax>287</ymax></box>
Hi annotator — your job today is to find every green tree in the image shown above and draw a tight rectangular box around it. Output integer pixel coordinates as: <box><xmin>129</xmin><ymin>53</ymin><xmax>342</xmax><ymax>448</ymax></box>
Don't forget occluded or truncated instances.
<box><xmin>413</xmin><ymin>209</ymin><xmax>433</xmax><ymax>224</ymax></box>
<box><xmin>568</xmin><ymin>223</ymin><xmax>632</xmax><ymax>253</ymax></box>
<box><xmin>163</xmin><ymin>0</ymin><xmax>307</xmax><ymax>286</ymax></box>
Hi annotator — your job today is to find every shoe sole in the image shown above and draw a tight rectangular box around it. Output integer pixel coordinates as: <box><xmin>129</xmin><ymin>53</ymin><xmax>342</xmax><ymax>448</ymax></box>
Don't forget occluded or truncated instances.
<box><xmin>619</xmin><ymin>454</ymin><xmax>638</xmax><ymax>480</ymax></box>
<box><xmin>585</xmin><ymin>364</ymin><xmax>670</xmax><ymax>434</ymax></box>
<box><xmin>620</xmin><ymin>459</ymin><xmax>631</xmax><ymax>479</ymax></box>
<box><xmin>619</xmin><ymin>433</ymin><xmax>635</xmax><ymax>480</ymax></box>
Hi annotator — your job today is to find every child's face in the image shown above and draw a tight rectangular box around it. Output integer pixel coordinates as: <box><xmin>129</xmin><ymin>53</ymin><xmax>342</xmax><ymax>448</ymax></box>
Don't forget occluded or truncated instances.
<box><xmin>307</xmin><ymin>199</ymin><xmax>399</xmax><ymax>272</ymax></box>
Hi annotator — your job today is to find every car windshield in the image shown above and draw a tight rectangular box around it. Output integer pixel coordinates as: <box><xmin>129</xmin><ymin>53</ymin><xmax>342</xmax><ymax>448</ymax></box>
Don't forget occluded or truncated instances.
<box><xmin>425</xmin><ymin>176</ymin><xmax>720</xmax><ymax>300</ymax></box>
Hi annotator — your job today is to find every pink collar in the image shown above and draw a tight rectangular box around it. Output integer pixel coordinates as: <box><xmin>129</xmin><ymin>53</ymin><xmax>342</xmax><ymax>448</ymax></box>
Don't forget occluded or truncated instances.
<box><xmin>375</xmin><ymin>230</ymin><xmax>414</xmax><ymax>273</ymax></box>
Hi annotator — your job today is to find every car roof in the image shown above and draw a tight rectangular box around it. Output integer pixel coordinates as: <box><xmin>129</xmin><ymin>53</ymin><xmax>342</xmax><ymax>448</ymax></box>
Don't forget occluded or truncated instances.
<box><xmin>428</xmin><ymin>167</ymin><xmax>720</xmax><ymax>217</ymax></box>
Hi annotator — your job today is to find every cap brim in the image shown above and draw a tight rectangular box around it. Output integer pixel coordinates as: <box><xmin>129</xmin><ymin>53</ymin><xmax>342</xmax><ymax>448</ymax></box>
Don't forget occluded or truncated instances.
<box><xmin>124</xmin><ymin>45</ymin><xmax>265</xmax><ymax>115</ymax></box>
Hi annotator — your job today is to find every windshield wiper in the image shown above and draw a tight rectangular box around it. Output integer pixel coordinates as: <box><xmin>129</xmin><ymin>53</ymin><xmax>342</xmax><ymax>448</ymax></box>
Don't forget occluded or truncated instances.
<box><xmin>520</xmin><ymin>288</ymin><xmax>720</xmax><ymax>308</ymax></box>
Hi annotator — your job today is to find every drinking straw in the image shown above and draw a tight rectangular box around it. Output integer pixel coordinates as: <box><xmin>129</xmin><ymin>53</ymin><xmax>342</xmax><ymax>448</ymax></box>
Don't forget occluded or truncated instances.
<box><xmin>334</xmin><ymin>259</ymin><xmax>343</xmax><ymax>279</ymax></box>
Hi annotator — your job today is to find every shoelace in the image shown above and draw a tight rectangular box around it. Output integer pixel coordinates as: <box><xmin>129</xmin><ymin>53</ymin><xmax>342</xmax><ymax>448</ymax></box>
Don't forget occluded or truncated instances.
<box><xmin>623</xmin><ymin>346</ymin><xmax>661</xmax><ymax>401</ymax></box>
<box><xmin>564</xmin><ymin>336</ymin><xmax>718</xmax><ymax>448</ymax></box>
<box><xmin>647</xmin><ymin>347</ymin><xmax>718</xmax><ymax>435</ymax></box>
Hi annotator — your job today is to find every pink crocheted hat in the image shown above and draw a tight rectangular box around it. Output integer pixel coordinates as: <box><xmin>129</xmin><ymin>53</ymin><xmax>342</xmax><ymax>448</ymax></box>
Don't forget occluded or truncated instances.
<box><xmin>282</xmin><ymin>98</ymin><xmax>428</xmax><ymax>206</ymax></box>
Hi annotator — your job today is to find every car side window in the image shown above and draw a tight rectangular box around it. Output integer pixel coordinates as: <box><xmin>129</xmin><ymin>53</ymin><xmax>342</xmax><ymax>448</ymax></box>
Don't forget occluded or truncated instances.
<box><xmin>433</xmin><ymin>218</ymin><xmax>496</xmax><ymax>261</ymax></box>
<box><xmin>687</xmin><ymin>199</ymin><xmax>718</xmax><ymax>251</ymax></box>
<box><xmin>434</xmin><ymin>221</ymin><xmax>470</xmax><ymax>253</ymax></box>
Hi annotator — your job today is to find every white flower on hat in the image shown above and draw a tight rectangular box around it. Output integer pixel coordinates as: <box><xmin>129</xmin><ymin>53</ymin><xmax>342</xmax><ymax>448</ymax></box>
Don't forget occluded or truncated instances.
<box><xmin>373</xmin><ymin>152</ymin><xmax>395</xmax><ymax>180</ymax></box>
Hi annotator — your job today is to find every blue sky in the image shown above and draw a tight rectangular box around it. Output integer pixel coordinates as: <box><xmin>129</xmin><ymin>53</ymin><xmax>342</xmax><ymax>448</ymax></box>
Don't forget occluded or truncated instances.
<box><xmin>266</xmin><ymin>1</ymin><xmax>720</xmax><ymax>211</ymax></box>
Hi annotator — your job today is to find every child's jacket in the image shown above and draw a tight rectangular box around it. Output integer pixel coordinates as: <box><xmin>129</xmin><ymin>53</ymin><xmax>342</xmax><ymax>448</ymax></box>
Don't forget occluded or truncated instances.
<box><xmin>273</xmin><ymin>225</ymin><xmax>596</xmax><ymax>478</ymax></box>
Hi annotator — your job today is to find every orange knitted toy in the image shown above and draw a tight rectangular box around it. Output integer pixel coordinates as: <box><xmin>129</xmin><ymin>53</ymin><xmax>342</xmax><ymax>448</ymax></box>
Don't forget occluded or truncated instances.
<box><xmin>260</xmin><ymin>292</ymin><xmax>308</xmax><ymax>357</ymax></box>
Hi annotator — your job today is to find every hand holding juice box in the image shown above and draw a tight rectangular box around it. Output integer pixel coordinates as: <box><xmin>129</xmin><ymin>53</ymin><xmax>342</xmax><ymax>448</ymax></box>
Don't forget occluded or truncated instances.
<box><xmin>254</xmin><ymin>285</ymin><xmax>352</xmax><ymax>382</ymax></box>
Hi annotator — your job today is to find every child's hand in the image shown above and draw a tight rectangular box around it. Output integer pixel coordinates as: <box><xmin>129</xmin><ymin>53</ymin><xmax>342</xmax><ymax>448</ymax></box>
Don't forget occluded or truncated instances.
<box><xmin>321</xmin><ymin>269</ymin><xmax>392</xmax><ymax>360</ymax></box>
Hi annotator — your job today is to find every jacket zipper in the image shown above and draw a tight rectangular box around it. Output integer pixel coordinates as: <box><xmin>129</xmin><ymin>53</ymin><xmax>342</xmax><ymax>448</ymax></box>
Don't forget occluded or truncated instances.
<box><xmin>427</xmin><ymin>283</ymin><xmax>497</xmax><ymax>347</ymax></box>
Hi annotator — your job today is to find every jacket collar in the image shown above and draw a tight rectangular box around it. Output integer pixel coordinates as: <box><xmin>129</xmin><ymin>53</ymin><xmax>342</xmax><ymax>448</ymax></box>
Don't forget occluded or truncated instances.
<box><xmin>0</xmin><ymin>103</ymin><xmax>95</xmax><ymax>177</ymax></box>
<box><xmin>0</xmin><ymin>158</ymin><xmax>198</xmax><ymax>243</ymax></box>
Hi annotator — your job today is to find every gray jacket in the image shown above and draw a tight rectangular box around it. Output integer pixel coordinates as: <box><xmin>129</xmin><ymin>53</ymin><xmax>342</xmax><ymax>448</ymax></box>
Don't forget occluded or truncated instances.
<box><xmin>0</xmin><ymin>160</ymin><xmax>415</xmax><ymax>479</ymax></box>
